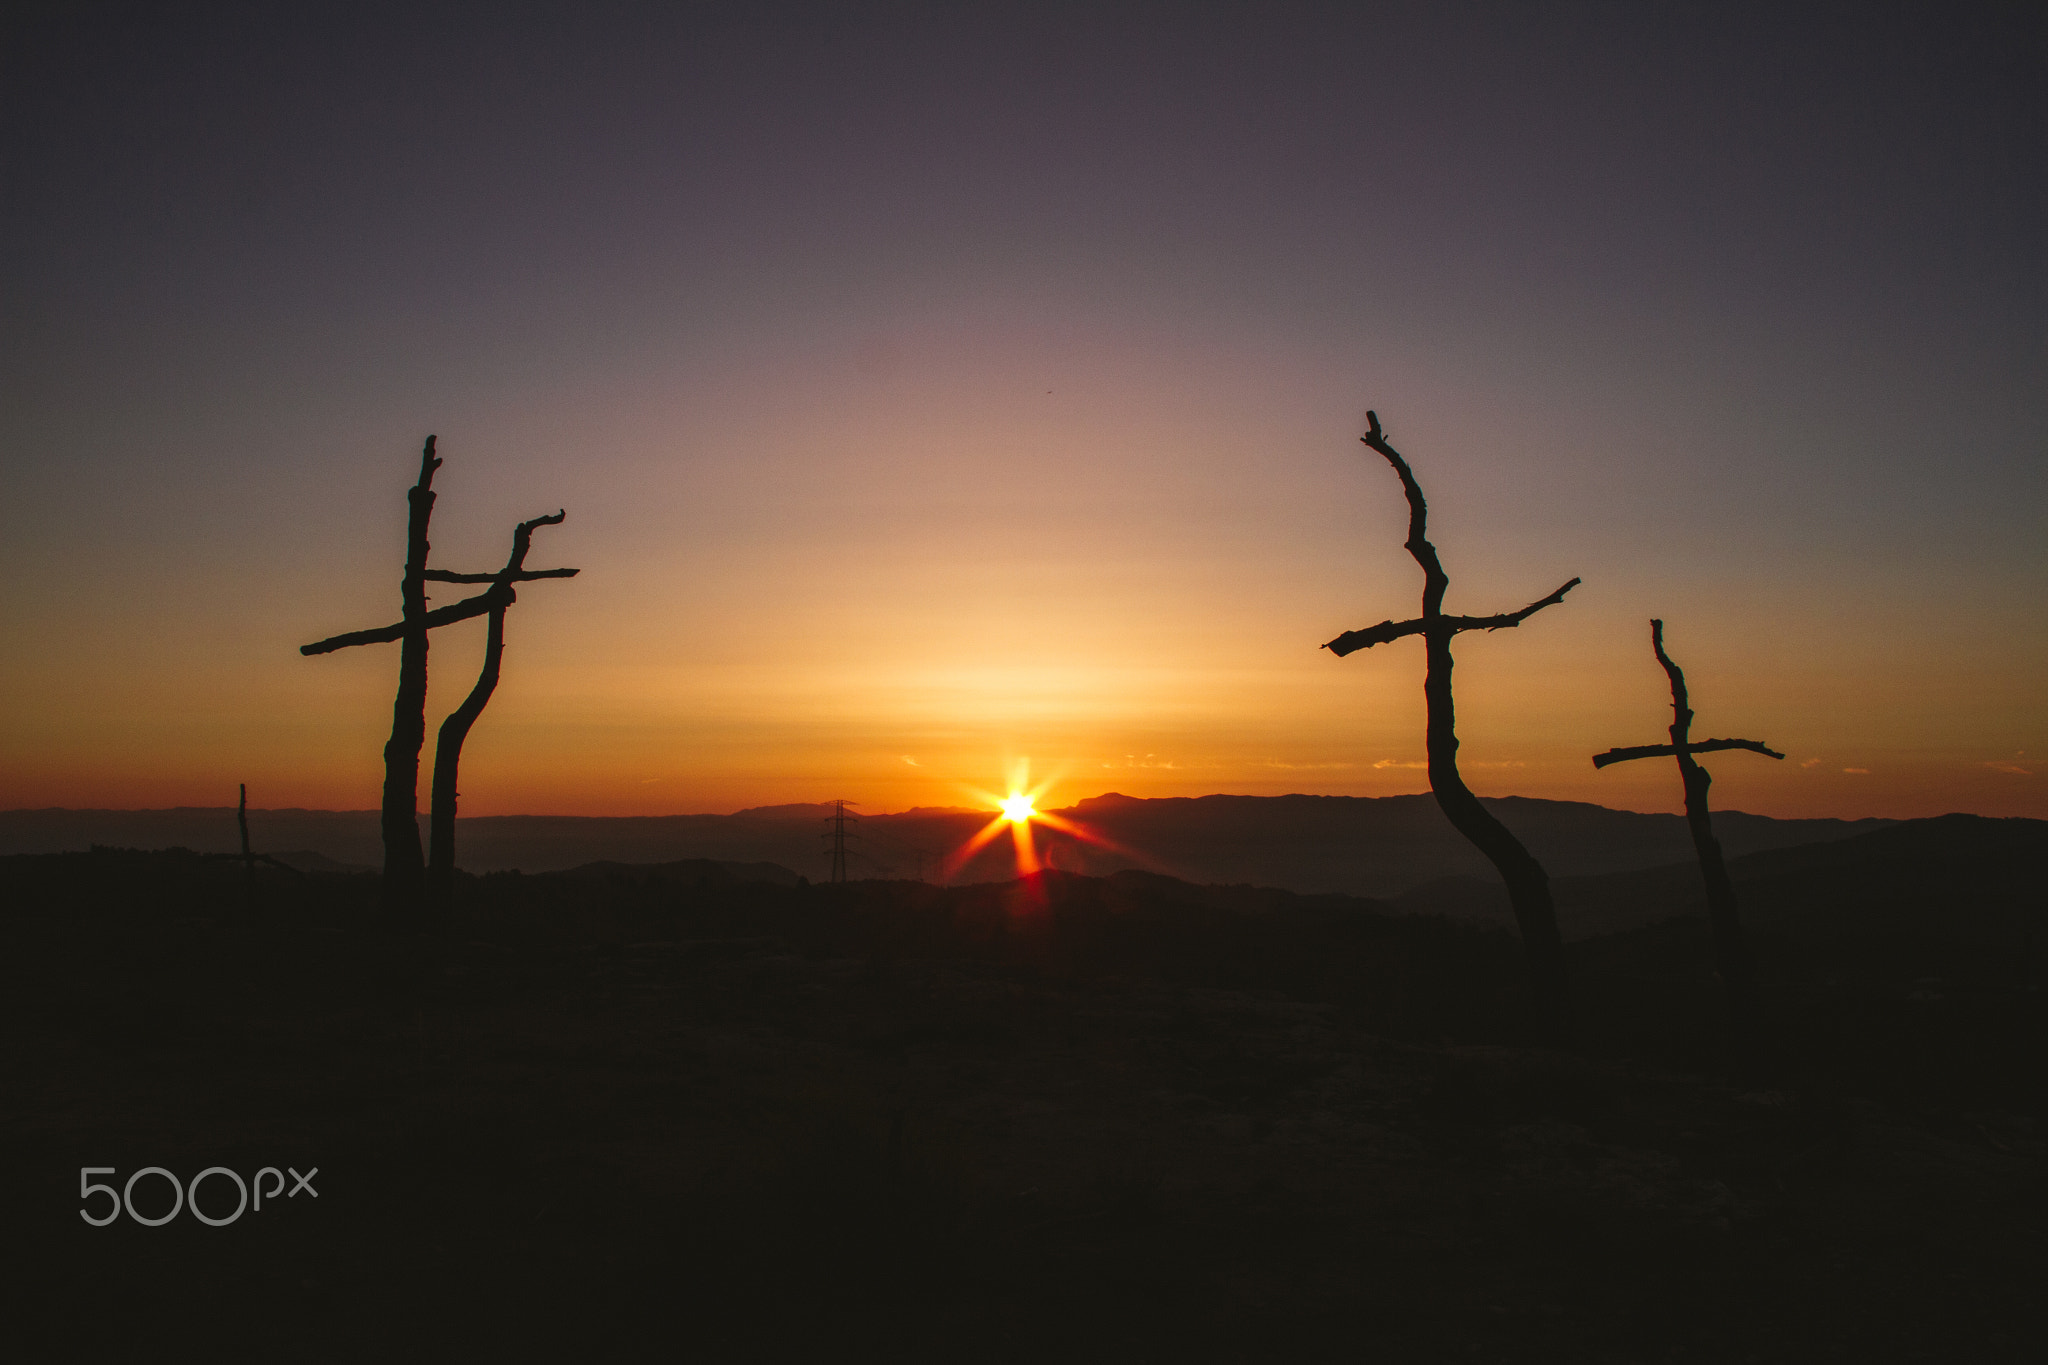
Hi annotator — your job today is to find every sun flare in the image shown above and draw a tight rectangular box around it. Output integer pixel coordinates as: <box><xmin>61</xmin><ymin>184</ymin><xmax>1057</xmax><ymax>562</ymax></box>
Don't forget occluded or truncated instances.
<box><xmin>936</xmin><ymin>762</ymin><xmax>1150</xmax><ymax>886</ymax></box>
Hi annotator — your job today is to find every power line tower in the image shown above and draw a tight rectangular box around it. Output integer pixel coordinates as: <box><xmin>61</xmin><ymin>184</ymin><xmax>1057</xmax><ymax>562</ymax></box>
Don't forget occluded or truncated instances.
<box><xmin>823</xmin><ymin>800</ymin><xmax>860</xmax><ymax>884</ymax></box>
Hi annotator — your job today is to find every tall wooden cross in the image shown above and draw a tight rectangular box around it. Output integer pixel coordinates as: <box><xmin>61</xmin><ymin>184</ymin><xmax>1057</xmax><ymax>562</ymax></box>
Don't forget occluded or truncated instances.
<box><xmin>300</xmin><ymin>437</ymin><xmax>576</xmax><ymax>906</ymax></box>
<box><xmin>1324</xmin><ymin>409</ymin><xmax>1582</xmax><ymax>1031</ymax></box>
<box><xmin>1592</xmin><ymin>619</ymin><xmax>1783</xmax><ymax>1003</ymax></box>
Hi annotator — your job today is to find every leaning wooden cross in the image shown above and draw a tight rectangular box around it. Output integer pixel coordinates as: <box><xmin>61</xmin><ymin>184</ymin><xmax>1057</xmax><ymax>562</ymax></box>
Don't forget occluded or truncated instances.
<box><xmin>300</xmin><ymin>437</ymin><xmax>576</xmax><ymax>908</ymax></box>
<box><xmin>424</xmin><ymin>510</ymin><xmax>571</xmax><ymax>899</ymax></box>
<box><xmin>1592</xmin><ymin>619</ymin><xmax>1782</xmax><ymax>1006</ymax></box>
<box><xmin>1325</xmin><ymin>410</ymin><xmax>1582</xmax><ymax>1033</ymax></box>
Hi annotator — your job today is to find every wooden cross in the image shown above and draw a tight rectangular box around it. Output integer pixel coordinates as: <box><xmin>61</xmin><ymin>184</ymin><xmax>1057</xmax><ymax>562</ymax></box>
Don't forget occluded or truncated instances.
<box><xmin>1591</xmin><ymin>619</ymin><xmax>1783</xmax><ymax>1003</ymax></box>
<box><xmin>202</xmin><ymin>783</ymin><xmax>306</xmax><ymax>881</ymax></box>
<box><xmin>425</xmin><ymin>511</ymin><xmax>576</xmax><ymax>897</ymax></box>
<box><xmin>1323</xmin><ymin>409</ymin><xmax>1582</xmax><ymax>1031</ymax></box>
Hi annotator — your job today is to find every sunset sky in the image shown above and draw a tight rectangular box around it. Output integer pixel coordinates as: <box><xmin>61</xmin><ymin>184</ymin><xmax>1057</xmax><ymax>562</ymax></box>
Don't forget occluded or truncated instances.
<box><xmin>4</xmin><ymin>3</ymin><xmax>2042</xmax><ymax>822</ymax></box>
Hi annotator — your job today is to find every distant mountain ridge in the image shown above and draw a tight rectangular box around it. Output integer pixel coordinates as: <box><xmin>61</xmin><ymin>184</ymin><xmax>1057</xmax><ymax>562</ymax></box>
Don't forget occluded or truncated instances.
<box><xmin>0</xmin><ymin>793</ymin><xmax>1895</xmax><ymax>899</ymax></box>
<box><xmin>1036</xmin><ymin>793</ymin><xmax>1892</xmax><ymax>897</ymax></box>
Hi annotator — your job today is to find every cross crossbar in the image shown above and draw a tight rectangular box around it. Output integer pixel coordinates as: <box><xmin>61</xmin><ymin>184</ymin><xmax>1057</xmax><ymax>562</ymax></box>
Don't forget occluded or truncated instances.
<box><xmin>301</xmin><ymin>556</ymin><xmax>578</xmax><ymax>654</ymax></box>
<box><xmin>422</xmin><ymin>567</ymin><xmax>579</xmax><ymax>583</ymax></box>
<box><xmin>1324</xmin><ymin>576</ymin><xmax>1582</xmax><ymax>657</ymax></box>
<box><xmin>1592</xmin><ymin>737</ymin><xmax>1785</xmax><ymax>769</ymax></box>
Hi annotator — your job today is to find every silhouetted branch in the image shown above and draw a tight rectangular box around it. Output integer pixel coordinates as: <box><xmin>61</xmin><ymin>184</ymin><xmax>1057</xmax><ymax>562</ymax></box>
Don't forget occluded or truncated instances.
<box><xmin>1324</xmin><ymin>583</ymin><xmax>1580</xmax><ymax>656</ymax></box>
<box><xmin>422</xmin><ymin>568</ymin><xmax>579</xmax><ymax>583</ymax></box>
<box><xmin>1323</xmin><ymin>618</ymin><xmax>1428</xmax><ymax>657</ymax></box>
<box><xmin>300</xmin><ymin>588</ymin><xmax>505</xmax><ymax>655</ymax></box>
<box><xmin>1325</xmin><ymin>580</ymin><xmax>1583</xmax><ymax>656</ymax></box>
<box><xmin>416</xmin><ymin>438</ymin><xmax>445</xmax><ymax>488</ymax></box>
<box><xmin>1651</xmin><ymin>618</ymin><xmax>1689</xmax><ymax>716</ymax></box>
<box><xmin>304</xmin><ymin>510</ymin><xmax>577</xmax><ymax>654</ymax></box>
<box><xmin>1592</xmin><ymin>737</ymin><xmax>1786</xmax><ymax>769</ymax></box>
<box><xmin>1360</xmin><ymin>411</ymin><xmax>1450</xmax><ymax>619</ymax></box>
<box><xmin>1448</xmin><ymin>578</ymin><xmax>1582</xmax><ymax>632</ymax></box>
<box><xmin>508</xmin><ymin>509</ymin><xmax>566</xmax><ymax>559</ymax></box>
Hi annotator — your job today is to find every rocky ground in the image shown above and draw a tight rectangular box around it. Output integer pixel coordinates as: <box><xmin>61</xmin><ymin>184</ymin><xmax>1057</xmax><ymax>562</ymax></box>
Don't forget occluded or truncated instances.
<box><xmin>3</xmin><ymin>850</ymin><xmax>2041</xmax><ymax>1361</ymax></box>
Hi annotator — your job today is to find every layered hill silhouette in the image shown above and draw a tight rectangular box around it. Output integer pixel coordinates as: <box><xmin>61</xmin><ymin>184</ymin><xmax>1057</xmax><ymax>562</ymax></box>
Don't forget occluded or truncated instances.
<box><xmin>0</xmin><ymin>792</ymin><xmax>1890</xmax><ymax>898</ymax></box>
<box><xmin>1401</xmin><ymin>811</ymin><xmax>2047</xmax><ymax>949</ymax></box>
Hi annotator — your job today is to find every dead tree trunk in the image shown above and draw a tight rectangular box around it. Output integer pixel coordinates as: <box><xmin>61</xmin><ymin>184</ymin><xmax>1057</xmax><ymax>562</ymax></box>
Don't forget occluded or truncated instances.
<box><xmin>1325</xmin><ymin>410</ymin><xmax>1581</xmax><ymax>1037</ymax></box>
<box><xmin>237</xmin><ymin>782</ymin><xmax>253</xmax><ymax>883</ymax></box>
<box><xmin>1593</xmin><ymin>620</ymin><xmax>1784</xmax><ymax>1028</ymax></box>
<box><xmin>426</xmin><ymin>512</ymin><xmax>573</xmax><ymax>901</ymax></box>
<box><xmin>380</xmin><ymin>436</ymin><xmax>442</xmax><ymax>908</ymax></box>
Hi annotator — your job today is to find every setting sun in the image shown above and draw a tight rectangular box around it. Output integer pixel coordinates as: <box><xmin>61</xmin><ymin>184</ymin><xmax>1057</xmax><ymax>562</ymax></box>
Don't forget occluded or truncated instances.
<box><xmin>937</xmin><ymin>763</ymin><xmax>1147</xmax><ymax>887</ymax></box>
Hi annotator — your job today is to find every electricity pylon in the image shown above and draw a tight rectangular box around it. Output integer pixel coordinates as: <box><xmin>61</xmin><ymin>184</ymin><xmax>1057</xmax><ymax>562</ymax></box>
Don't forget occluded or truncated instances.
<box><xmin>824</xmin><ymin>800</ymin><xmax>860</xmax><ymax>883</ymax></box>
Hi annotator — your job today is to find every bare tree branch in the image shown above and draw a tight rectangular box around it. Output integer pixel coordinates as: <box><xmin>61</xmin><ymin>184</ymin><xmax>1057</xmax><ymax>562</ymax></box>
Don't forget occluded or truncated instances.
<box><xmin>301</xmin><ymin>588</ymin><xmax>505</xmax><ymax>655</ymax></box>
<box><xmin>1360</xmin><ymin>411</ymin><xmax>1450</xmax><ymax>620</ymax></box>
<box><xmin>1445</xmin><ymin>578</ymin><xmax>1582</xmax><ymax>632</ymax></box>
<box><xmin>1591</xmin><ymin>737</ymin><xmax>1787</xmax><ymax>769</ymax></box>
<box><xmin>1323</xmin><ymin>617</ymin><xmax>1428</xmax><ymax>657</ymax></box>
<box><xmin>422</xmin><ymin>568</ymin><xmax>579</xmax><ymax>583</ymax></box>
<box><xmin>1324</xmin><ymin>579</ymin><xmax>1583</xmax><ymax>656</ymax></box>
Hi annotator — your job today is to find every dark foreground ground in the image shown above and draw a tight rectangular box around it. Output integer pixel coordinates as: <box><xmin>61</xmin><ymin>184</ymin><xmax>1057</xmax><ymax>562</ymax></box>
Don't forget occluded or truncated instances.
<box><xmin>3</xmin><ymin>848</ymin><xmax>2042</xmax><ymax>1362</ymax></box>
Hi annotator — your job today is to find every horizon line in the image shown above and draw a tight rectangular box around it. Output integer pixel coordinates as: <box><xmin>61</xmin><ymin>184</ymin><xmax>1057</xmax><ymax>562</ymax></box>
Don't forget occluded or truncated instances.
<box><xmin>0</xmin><ymin>793</ymin><xmax>1966</xmax><ymax>824</ymax></box>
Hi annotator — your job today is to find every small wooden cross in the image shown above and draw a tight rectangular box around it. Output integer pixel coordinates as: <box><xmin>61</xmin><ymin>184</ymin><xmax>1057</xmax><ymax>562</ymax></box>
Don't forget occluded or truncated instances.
<box><xmin>1592</xmin><ymin>619</ymin><xmax>1783</xmax><ymax>1002</ymax></box>
<box><xmin>425</xmin><ymin>511</ymin><xmax>576</xmax><ymax>895</ymax></box>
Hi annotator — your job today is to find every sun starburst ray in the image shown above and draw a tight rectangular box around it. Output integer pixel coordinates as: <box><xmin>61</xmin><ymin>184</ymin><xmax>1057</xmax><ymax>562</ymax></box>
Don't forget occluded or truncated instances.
<box><xmin>1030</xmin><ymin>808</ymin><xmax>1159</xmax><ymax>869</ymax></box>
<box><xmin>938</xmin><ymin>813</ymin><xmax>1012</xmax><ymax>881</ymax></box>
<box><xmin>1009</xmin><ymin>813</ymin><xmax>1038</xmax><ymax>876</ymax></box>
